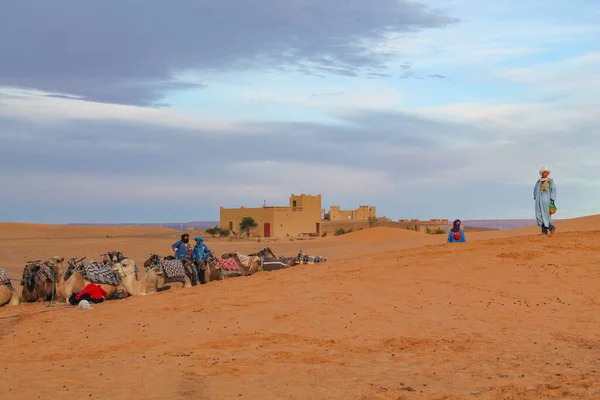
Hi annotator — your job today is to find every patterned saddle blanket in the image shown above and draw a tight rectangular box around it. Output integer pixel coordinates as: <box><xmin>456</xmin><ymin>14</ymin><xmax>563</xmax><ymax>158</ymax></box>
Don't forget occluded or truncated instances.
<box><xmin>217</xmin><ymin>257</ymin><xmax>240</xmax><ymax>272</ymax></box>
<box><xmin>0</xmin><ymin>269</ymin><xmax>11</xmax><ymax>287</ymax></box>
<box><xmin>84</xmin><ymin>262</ymin><xmax>122</xmax><ymax>286</ymax></box>
<box><xmin>234</xmin><ymin>253</ymin><xmax>260</xmax><ymax>269</ymax></box>
<box><xmin>159</xmin><ymin>259</ymin><xmax>186</xmax><ymax>284</ymax></box>
<box><xmin>214</xmin><ymin>257</ymin><xmax>241</xmax><ymax>277</ymax></box>
<box><xmin>34</xmin><ymin>263</ymin><xmax>54</xmax><ymax>285</ymax></box>
<box><xmin>261</xmin><ymin>256</ymin><xmax>293</xmax><ymax>271</ymax></box>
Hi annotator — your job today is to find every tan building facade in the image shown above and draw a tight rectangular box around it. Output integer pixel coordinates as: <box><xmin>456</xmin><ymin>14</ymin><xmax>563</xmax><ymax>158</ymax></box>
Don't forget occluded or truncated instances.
<box><xmin>220</xmin><ymin>194</ymin><xmax>322</xmax><ymax>238</ymax></box>
<box><xmin>327</xmin><ymin>205</ymin><xmax>376</xmax><ymax>221</ymax></box>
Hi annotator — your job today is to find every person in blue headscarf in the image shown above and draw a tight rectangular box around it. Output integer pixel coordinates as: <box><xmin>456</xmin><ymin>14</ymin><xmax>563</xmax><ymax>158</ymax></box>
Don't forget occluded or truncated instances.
<box><xmin>192</xmin><ymin>236</ymin><xmax>211</xmax><ymax>283</ymax></box>
<box><xmin>192</xmin><ymin>236</ymin><xmax>210</xmax><ymax>263</ymax></box>
<box><xmin>447</xmin><ymin>219</ymin><xmax>466</xmax><ymax>243</ymax></box>
<box><xmin>534</xmin><ymin>166</ymin><xmax>557</xmax><ymax>235</ymax></box>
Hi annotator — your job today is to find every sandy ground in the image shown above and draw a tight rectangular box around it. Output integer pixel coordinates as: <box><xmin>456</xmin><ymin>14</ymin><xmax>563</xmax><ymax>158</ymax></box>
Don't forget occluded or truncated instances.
<box><xmin>1</xmin><ymin>217</ymin><xmax>600</xmax><ymax>399</ymax></box>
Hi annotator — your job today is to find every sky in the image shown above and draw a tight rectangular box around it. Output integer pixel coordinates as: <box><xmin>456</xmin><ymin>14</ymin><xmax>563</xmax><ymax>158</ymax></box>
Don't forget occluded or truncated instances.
<box><xmin>0</xmin><ymin>0</ymin><xmax>598</xmax><ymax>223</ymax></box>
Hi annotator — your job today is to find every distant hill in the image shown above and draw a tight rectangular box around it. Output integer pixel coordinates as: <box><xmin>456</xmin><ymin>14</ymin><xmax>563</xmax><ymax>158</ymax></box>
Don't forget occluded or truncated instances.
<box><xmin>462</xmin><ymin>219</ymin><xmax>538</xmax><ymax>230</ymax></box>
<box><xmin>67</xmin><ymin>221</ymin><xmax>219</xmax><ymax>230</ymax></box>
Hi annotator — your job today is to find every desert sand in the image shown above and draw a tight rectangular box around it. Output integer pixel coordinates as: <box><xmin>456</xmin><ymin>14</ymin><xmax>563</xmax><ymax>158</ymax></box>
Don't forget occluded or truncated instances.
<box><xmin>1</xmin><ymin>217</ymin><xmax>600</xmax><ymax>399</ymax></box>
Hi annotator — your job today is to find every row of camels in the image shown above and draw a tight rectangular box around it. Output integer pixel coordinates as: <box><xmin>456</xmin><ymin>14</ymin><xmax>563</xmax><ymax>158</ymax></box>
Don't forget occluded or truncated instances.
<box><xmin>0</xmin><ymin>248</ymin><xmax>327</xmax><ymax>307</ymax></box>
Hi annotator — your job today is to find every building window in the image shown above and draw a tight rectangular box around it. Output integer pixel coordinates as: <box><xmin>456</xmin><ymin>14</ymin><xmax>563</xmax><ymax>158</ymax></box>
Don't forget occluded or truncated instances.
<box><xmin>292</xmin><ymin>200</ymin><xmax>297</xmax><ymax>207</ymax></box>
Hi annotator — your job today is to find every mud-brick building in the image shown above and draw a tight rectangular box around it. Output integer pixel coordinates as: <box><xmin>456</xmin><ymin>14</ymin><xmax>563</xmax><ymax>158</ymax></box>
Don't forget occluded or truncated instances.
<box><xmin>219</xmin><ymin>194</ymin><xmax>322</xmax><ymax>238</ymax></box>
<box><xmin>325</xmin><ymin>205</ymin><xmax>376</xmax><ymax>221</ymax></box>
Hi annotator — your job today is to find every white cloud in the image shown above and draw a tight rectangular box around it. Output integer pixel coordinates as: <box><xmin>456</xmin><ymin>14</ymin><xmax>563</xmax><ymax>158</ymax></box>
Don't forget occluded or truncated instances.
<box><xmin>0</xmin><ymin>161</ymin><xmax>393</xmax><ymax>205</ymax></box>
<box><xmin>0</xmin><ymin>87</ymin><xmax>240</xmax><ymax>133</ymax></box>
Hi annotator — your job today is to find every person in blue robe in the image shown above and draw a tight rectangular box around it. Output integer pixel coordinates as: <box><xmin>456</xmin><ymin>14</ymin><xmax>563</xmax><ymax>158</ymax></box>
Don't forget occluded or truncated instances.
<box><xmin>171</xmin><ymin>234</ymin><xmax>190</xmax><ymax>259</ymax></box>
<box><xmin>447</xmin><ymin>219</ymin><xmax>466</xmax><ymax>243</ymax></box>
<box><xmin>192</xmin><ymin>236</ymin><xmax>210</xmax><ymax>263</ymax></box>
<box><xmin>534</xmin><ymin>167</ymin><xmax>557</xmax><ymax>235</ymax></box>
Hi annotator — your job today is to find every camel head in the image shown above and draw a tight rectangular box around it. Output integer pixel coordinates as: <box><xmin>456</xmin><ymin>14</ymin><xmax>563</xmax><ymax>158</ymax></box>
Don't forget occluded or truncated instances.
<box><xmin>111</xmin><ymin>258</ymin><xmax>139</xmax><ymax>281</ymax></box>
<box><xmin>104</xmin><ymin>251</ymin><xmax>127</xmax><ymax>264</ymax></box>
<box><xmin>196</xmin><ymin>260</ymin><xmax>209</xmax><ymax>284</ymax></box>
<box><xmin>262</xmin><ymin>247</ymin><xmax>276</xmax><ymax>258</ymax></box>
<box><xmin>21</xmin><ymin>261</ymin><xmax>41</xmax><ymax>288</ymax></box>
<box><xmin>144</xmin><ymin>254</ymin><xmax>161</xmax><ymax>270</ymax></box>
<box><xmin>45</xmin><ymin>256</ymin><xmax>65</xmax><ymax>274</ymax></box>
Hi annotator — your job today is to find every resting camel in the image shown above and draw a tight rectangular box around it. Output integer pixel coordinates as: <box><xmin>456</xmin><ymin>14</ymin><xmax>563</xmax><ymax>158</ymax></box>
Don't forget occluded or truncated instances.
<box><xmin>110</xmin><ymin>257</ymin><xmax>147</xmax><ymax>296</ymax></box>
<box><xmin>232</xmin><ymin>251</ymin><xmax>262</xmax><ymax>276</ymax></box>
<box><xmin>0</xmin><ymin>269</ymin><xmax>20</xmax><ymax>307</ymax></box>
<box><xmin>143</xmin><ymin>254</ymin><xmax>194</xmax><ymax>293</ymax></box>
<box><xmin>62</xmin><ymin>256</ymin><xmax>129</xmax><ymax>301</ymax></box>
<box><xmin>248</xmin><ymin>247</ymin><xmax>277</xmax><ymax>258</ymax></box>
<box><xmin>198</xmin><ymin>253</ymin><xmax>225</xmax><ymax>283</ymax></box>
<box><xmin>20</xmin><ymin>257</ymin><xmax>66</xmax><ymax>302</ymax></box>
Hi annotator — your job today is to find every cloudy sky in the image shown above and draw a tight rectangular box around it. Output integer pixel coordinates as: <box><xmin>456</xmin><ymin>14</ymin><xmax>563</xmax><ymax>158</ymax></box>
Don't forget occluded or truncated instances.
<box><xmin>0</xmin><ymin>0</ymin><xmax>598</xmax><ymax>223</ymax></box>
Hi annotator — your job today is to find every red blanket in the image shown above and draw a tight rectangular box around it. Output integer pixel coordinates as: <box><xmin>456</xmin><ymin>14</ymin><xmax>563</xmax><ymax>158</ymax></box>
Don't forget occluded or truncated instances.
<box><xmin>217</xmin><ymin>257</ymin><xmax>239</xmax><ymax>271</ymax></box>
<box><xmin>75</xmin><ymin>283</ymin><xmax>107</xmax><ymax>301</ymax></box>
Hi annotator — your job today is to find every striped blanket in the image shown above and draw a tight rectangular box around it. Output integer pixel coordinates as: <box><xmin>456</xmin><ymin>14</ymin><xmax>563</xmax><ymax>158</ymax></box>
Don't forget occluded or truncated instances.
<box><xmin>0</xmin><ymin>269</ymin><xmax>11</xmax><ymax>287</ymax></box>
<box><xmin>295</xmin><ymin>254</ymin><xmax>327</xmax><ymax>264</ymax></box>
<box><xmin>261</xmin><ymin>256</ymin><xmax>293</xmax><ymax>271</ymax></box>
<box><xmin>84</xmin><ymin>262</ymin><xmax>122</xmax><ymax>286</ymax></box>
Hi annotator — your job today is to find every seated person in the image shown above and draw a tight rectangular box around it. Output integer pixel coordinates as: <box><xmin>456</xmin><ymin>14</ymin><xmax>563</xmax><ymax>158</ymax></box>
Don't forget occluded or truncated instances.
<box><xmin>447</xmin><ymin>219</ymin><xmax>466</xmax><ymax>243</ymax></box>
<box><xmin>192</xmin><ymin>236</ymin><xmax>210</xmax><ymax>264</ymax></box>
<box><xmin>172</xmin><ymin>233</ymin><xmax>190</xmax><ymax>260</ymax></box>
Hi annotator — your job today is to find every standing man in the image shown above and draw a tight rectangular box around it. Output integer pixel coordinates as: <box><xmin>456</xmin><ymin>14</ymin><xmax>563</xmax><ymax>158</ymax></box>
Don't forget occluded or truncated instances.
<box><xmin>533</xmin><ymin>167</ymin><xmax>557</xmax><ymax>235</ymax></box>
<box><xmin>172</xmin><ymin>233</ymin><xmax>190</xmax><ymax>260</ymax></box>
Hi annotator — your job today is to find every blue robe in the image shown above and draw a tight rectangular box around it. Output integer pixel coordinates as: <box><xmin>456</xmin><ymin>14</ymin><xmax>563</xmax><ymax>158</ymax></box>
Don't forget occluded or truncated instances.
<box><xmin>447</xmin><ymin>230</ymin><xmax>466</xmax><ymax>243</ymax></box>
<box><xmin>172</xmin><ymin>240</ymin><xmax>188</xmax><ymax>260</ymax></box>
<box><xmin>192</xmin><ymin>242</ymin><xmax>210</xmax><ymax>262</ymax></box>
<box><xmin>534</xmin><ymin>178</ymin><xmax>556</xmax><ymax>228</ymax></box>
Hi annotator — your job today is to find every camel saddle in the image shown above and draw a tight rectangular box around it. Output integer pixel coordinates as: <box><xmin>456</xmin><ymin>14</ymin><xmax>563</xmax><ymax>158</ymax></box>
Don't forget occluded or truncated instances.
<box><xmin>84</xmin><ymin>262</ymin><xmax>123</xmax><ymax>286</ymax></box>
<box><xmin>0</xmin><ymin>269</ymin><xmax>11</xmax><ymax>287</ymax></box>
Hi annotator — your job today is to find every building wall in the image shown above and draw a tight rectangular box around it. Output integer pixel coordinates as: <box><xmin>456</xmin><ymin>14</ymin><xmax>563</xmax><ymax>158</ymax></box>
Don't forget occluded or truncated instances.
<box><xmin>329</xmin><ymin>205</ymin><xmax>376</xmax><ymax>221</ymax></box>
<box><xmin>219</xmin><ymin>193</ymin><xmax>322</xmax><ymax>238</ymax></box>
<box><xmin>219</xmin><ymin>206</ymin><xmax>277</xmax><ymax>237</ymax></box>
<box><xmin>395</xmin><ymin>218</ymin><xmax>450</xmax><ymax>233</ymax></box>
<box><xmin>274</xmin><ymin>208</ymin><xmax>322</xmax><ymax>237</ymax></box>
<box><xmin>289</xmin><ymin>194</ymin><xmax>322</xmax><ymax>219</ymax></box>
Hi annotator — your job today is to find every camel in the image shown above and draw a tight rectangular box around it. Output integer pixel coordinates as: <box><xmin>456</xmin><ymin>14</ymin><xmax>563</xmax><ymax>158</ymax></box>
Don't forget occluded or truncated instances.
<box><xmin>62</xmin><ymin>256</ymin><xmax>129</xmax><ymax>301</ymax></box>
<box><xmin>143</xmin><ymin>254</ymin><xmax>193</xmax><ymax>293</ymax></box>
<box><xmin>110</xmin><ymin>257</ymin><xmax>147</xmax><ymax>296</ymax></box>
<box><xmin>248</xmin><ymin>247</ymin><xmax>277</xmax><ymax>258</ymax></box>
<box><xmin>20</xmin><ymin>257</ymin><xmax>65</xmax><ymax>302</ymax></box>
<box><xmin>0</xmin><ymin>269</ymin><xmax>20</xmax><ymax>307</ymax></box>
<box><xmin>20</xmin><ymin>260</ymin><xmax>42</xmax><ymax>302</ymax></box>
<box><xmin>102</xmin><ymin>251</ymin><xmax>128</xmax><ymax>264</ymax></box>
<box><xmin>198</xmin><ymin>253</ymin><xmax>225</xmax><ymax>283</ymax></box>
<box><xmin>232</xmin><ymin>251</ymin><xmax>262</xmax><ymax>276</ymax></box>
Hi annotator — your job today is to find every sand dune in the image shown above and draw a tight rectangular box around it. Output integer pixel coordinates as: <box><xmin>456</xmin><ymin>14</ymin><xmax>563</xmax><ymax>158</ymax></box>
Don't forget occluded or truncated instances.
<box><xmin>1</xmin><ymin>215</ymin><xmax>600</xmax><ymax>399</ymax></box>
<box><xmin>0</xmin><ymin>222</ymin><xmax>177</xmax><ymax>239</ymax></box>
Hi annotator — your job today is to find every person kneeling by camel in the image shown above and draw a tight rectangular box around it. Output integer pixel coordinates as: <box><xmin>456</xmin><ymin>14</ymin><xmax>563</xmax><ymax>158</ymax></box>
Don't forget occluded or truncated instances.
<box><xmin>192</xmin><ymin>236</ymin><xmax>211</xmax><ymax>284</ymax></box>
